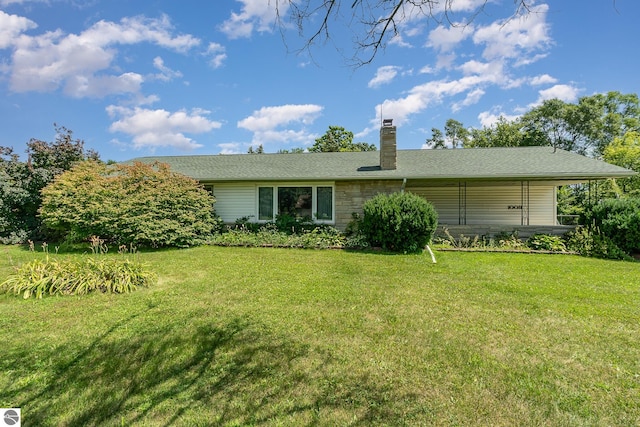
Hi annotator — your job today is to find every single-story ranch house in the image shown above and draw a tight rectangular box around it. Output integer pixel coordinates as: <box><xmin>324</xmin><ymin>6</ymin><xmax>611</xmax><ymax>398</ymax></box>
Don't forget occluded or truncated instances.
<box><xmin>128</xmin><ymin>121</ymin><xmax>636</xmax><ymax>237</ymax></box>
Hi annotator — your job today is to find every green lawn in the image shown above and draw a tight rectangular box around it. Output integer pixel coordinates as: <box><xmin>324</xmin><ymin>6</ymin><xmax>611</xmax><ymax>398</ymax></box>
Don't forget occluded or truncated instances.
<box><xmin>1</xmin><ymin>245</ymin><xmax>639</xmax><ymax>426</ymax></box>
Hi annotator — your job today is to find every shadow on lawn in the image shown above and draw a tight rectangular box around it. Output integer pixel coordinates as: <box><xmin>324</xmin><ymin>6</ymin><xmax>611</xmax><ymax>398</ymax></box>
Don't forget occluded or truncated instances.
<box><xmin>10</xmin><ymin>307</ymin><xmax>419</xmax><ymax>426</ymax></box>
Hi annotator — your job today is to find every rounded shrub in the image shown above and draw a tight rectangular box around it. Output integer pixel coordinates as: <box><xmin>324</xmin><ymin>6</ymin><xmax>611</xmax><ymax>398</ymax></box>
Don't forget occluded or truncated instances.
<box><xmin>583</xmin><ymin>197</ymin><xmax>640</xmax><ymax>255</ymax></box>
<box><xmin>360</xmin><ymin>191</ymin><xmax>438</xmax><ymax>253</ymax></box>
<box><xmin>40</xmin><ymin>160</ymin><xmax>222</xmax><ymax>248</ymax></box>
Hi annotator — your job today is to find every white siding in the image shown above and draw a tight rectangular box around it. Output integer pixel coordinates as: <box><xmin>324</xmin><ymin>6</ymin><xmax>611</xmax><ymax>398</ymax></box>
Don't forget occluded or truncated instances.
<box><xmin>211</xmin><ymin>183</ymin><xmax>256</xmax><ymax>223</ymax></box>
<box><xmin>408</xmin><ymin>182</ymin><xmax>557</xmax><ymax>226</ymax></box>
<box><xmin>212</xmin><ymin>181</ymin><xmax>337</xmax><ymax>224</ymax></box>
<box><xmin>408</xmin><ymin>185</ymin><xmax>460</xmax><ymax>224</ymax></box>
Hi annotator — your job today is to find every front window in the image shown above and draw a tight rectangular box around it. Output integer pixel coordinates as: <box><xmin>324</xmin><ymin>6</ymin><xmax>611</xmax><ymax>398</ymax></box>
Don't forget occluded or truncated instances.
<box><xmin>278</xmin><ymin>187</ymin><xmax>312</xmax><ymax>218</ymax></box>
<box><xmin>258</xmin><ymin>185</ymin><xmax>334</xmax><ymax>222</ymax></box>
<box><xmin>316</xmin><ymin>186</ymin><xmax>333</xmax><ymax>220</ymax></box>
<box><xmin>258</xmin><ymin>187</ymin><xmax>274</xmax><ymax>220</ymax></box>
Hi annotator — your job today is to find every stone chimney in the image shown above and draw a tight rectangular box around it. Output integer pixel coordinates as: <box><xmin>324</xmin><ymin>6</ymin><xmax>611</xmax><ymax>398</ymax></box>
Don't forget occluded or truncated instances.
<box><xmin>380</xmin><ymin>118</ymin><xmax>397</xmax><ymax>170</ymax></box>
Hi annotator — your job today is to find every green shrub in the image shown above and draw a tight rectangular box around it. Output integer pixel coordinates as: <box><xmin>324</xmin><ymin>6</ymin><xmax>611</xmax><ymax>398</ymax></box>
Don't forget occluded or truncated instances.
<box><xmin>0</xmin><ymin>257</ymin><xmax>156</xmax><ymax>298</ymax></box>
<box><xmin>360</xmin><ymin>192</ymin><xmax>438</xmax><ymax>253</ymax></box>
<box><xmin>211</xmin><ymin>224</ymin><xmax>346</xmax><ymax>249</ymax></box>
<box><xmin>583</xmin><ymin>197</ymin><xmax>640</xmax><ymax>255</ymax></box>
<box><xmin>565</xmin><ymin>226</ymin><xmax>633</xmax><ymax>261</ymax></box>
<box><xmin>40</xmin><ymin>160</ymin><xmax>222</xmax><ymax>248</ymax></box>
<box><xmin>526</xmin><ymin>234</ymin><xmax>567</xmax><ymax>252</ymax></box>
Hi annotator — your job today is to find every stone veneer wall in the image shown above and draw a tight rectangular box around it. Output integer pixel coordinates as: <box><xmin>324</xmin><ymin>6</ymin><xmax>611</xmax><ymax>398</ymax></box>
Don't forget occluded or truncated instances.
<box><xmin>334</xmin><ymin>180</ymin><xmax>404</xmax><ymax>230</ymax></box>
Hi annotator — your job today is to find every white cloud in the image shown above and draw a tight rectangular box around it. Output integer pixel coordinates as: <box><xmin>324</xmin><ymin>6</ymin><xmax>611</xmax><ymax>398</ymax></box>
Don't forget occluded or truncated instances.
<box><xmin>458</xmin><ymin>59</ymin><xmax>502</xmax><ymax>76</ymax></box>
<box><xmin>473</xmin><ymin>4</ymin><xmax>551</xmax><ymax>61</ymax></box>
<box><xmin>65</xmin><ymin>72</ymin><xmax>144</xmax><ymax>98</ymax></box>
<box><xmin>452</xmin><ymin>88</ymin><xmax>485</xmax><ymax>112</ymax></box>
<box><xmin>419</xmin><ymin>65</ymin><xmax>434</xmax><ymax>74</ymax></box>
<box><xmin>368</xmin><ymin>66</ymin><xmax>401</xmax><ymax>88</ymax></box>
<box><xmin>106</xmin><ymin>105</ymin><xmax>221</xmax><ymax>150</ymax></box>
<box><xmin>426</xmin><ymin>24</ymin><xmax>474</xmax><ymax>52</ymax></box>
<box><xmin>7</xmin><ymin>14</ymin><xmax>199</xmax><ymax>97</ymax></box>
<box><xmin>218</xmin><ymin>142</ymin><xmax>243</xmax><ymax>154</ymax></box>
<box><xmin>237</xmin><ymin>104</ymin><xmax>323</xmax><ymax>146</ymax></box>
<box><xmin>435</xmin><ymin>53</ymin><xmax>457</xmax><ymax>70</ymax></box>
<box><xmin>478</xmin><ymin>110</ymin><xmax>521</xmax><ymax>128</ymax></box>
<box><xmin>205</xmin><ymin>42</ymin><xmax>227</xmax><ymax>69</ymax></box>
<box><xmin>531</xmin><ymin>84</ymin><xmax>580</xmax><ymax>107</ymax></box>
<box><xmin>0</xmin><ymin>10</ymin><xmax>37</xmax><ymax>49</ymax></box>
<box><xmin>152</xmin><ymin>56</ymin><xmax>183</xmax><ymax>82</ymax></box>
<box><xmin>238</xmin><ymin>104</ymin><xmax>322</xmax><ymax>132</ymax></box>
<box><xmin>220</xmin><ymin>0</ymin><xmax>283</xmax><ymax>39</ymax></box>
<box><xmin>530</xmin><ymin>73</ymin><xmax>557</xmax><ymax>86</ymax></box>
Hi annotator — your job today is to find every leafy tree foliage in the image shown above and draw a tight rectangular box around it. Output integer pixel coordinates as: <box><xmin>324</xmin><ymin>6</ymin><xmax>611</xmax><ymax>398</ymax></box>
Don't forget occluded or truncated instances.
<box><xmin>360</xmin><ymin>191</ymin><xmax>438</xmax><ymax>253</ymax></box>
<box><xmin>444</xmin><ymin>119</ymin><xmax>469</xmax><ymax>149</ymax></box>
<box><xmin>602</xmin><ymin>131</ymin><xmax>640</xmax><ymax>195</ymax></box>
<box><xmin>434</xmin><ymin>92</ymin><xmax>640</xmax><ymax>154</ymax></box>
<box><xmin>520</xmin><ymin>92</ymin><xmax>640</xmax><ymax>155</ymax></box>
<box><xmin>0</xmin><ymin>125</ymin><xmax>98</xmax><ymax>243</ymax></box>
<box><xmin>310</xmin><ymin>126</ymin><xmax>377</xmax><ymax>152</ymax></box>
<box><xmin>40</xmin><ymin>161</ymin><xmax>221</xmax><ymax>248</ymax></box>
<box><xmin>425</xmin><ymin>120</ymin><xmax>468</xmax><ymax>149</ymax></box>
<box><xmin>424</xmin><ymin>128</ymin><xmax>445</xmax><ymax>149</ymax></box>
<box><xmin>466</xmin><ymin>117</ymin><xmax>529</xmax><ymax>148</ymax></box>
<box><xmin>247</xmin><ymin>144</ymin><xmax>264</xmax><ymax>154</ymax></box>
<box><xmin>583</xmin><ymin>198</ymin><xmax>640</xmax><ymax>255</ymax></box>
<box><xmin>277</xmin><ymin>147</ymin><xmax>306</xmax><ymax>154</ymax></box>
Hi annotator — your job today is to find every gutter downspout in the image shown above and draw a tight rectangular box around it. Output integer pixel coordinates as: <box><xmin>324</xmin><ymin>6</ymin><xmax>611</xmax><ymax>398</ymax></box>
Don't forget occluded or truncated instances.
<box><xmin>401</xmin><ymin>177</ymin><xmax>407</xmax><ymax>193</ymax></box>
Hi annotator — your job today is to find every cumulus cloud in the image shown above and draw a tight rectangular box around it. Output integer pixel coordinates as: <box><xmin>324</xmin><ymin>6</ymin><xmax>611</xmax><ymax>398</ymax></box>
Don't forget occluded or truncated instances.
<box><xmin>368</xmin><ymin>66</ymin><xmax>401</xmax><ymax>88</ymax></box>
<box><xmin>473</xmin><ymin>4</ymin><xmax>551</xmax><ymax>61</ymax></box>
<box><xmin>6</xmin><ymin>14</ymin><xmax>199</xmax><ymax>97</ymax></box>
<box><xmin>106</xmin><ymin>105</ymin><xmax>221</xmax><ymax>150</ymax></box>
<box><xmin>530</xmin><ymin>84</ymin><xmax>580</xmax><ymax>107</ymax></box>
<box><xmin>152</xmin><ymin>57</ymin><xmax>183</xmax><ymax>82</ymax></box>
<box><xmin>0</xmin><ymin>10</ymin><xmax>37</xmax><ymax>49</ymax></box>
<box><xmin>426</xmin><ymin>24</ymin><xmax>474</xmax><ymax>52</ymax></box>
<box><xmin>237</xmin><ymin>104</ymin><xmax>323</xmax><ymax>146</ymax></box>
<box><xmin>358</xmin><ymin>3</ymin><xmax>556</xmax><ymax>136</ymax></box>
<box><xmin>218</xmin><ymin>142</ymin><xmax>243</xmax><ymax>154</ymax></box>
<box><xmin>220</xmin><ymin>0</ymin><xmax>283</xmax><ymax>39</ymax></box>
<box><xmin>530</xmin><ymin>73</ymin><xmax>557</xmax><ymax>86</ymax></box>
<box><xmin>238</xmin><ymin>104</ymin><xmax>322</xmax><ymax>131</ymax></box>
<box><xmin>205</xmin><ymin>42</ymin><xmax>227</xmax><ymax>69</ymax></box>
<box><xmin>452</xmin><ymin>88</ymin><xmax>485</xmax><ymax>112</ymax></box>
<box><xmin>478</xmin><ymin>110</ymin><xmax>521</xmax><ymax>128</ymax></box>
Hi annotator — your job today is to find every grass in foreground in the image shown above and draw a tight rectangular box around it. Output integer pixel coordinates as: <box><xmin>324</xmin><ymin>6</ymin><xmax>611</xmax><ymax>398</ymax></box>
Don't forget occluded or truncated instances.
<box><xmin>0</xmin><ymin>245</ymin><xmax>639</xmax><ymax>426</ymax></box>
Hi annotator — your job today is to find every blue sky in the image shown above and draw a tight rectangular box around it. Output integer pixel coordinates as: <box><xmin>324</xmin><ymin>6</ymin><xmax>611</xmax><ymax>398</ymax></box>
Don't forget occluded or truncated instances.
<box><xmin>1</xmin><ymin>0</ymin><xmax>639</xmax><ymax>161</ymax></box>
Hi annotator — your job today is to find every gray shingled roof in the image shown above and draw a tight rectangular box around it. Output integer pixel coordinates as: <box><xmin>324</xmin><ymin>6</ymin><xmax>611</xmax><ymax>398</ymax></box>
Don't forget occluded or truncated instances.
<box><xmin>126</xmin><ymin>147</ymin><xmax>635</xmax><ymax>182</ymax></box>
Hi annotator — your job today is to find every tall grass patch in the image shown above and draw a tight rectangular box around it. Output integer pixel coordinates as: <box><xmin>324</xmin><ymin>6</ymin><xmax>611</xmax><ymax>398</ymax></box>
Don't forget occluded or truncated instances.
<box><xmin>1</xmin><ymin>242</ymin><xmax>155</xmax><ymax>298</ymax></box>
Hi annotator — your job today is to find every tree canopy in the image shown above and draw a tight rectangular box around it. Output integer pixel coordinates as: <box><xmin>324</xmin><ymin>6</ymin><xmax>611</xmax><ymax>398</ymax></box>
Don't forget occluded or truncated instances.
<box><xmin>0</xmin><ymin>125</ymin><xmax>98</xmax><ymax>243</ymax></box>
<box><xmin>309</xmin><ymin>126</ymin><xmax>377</xmax><ymax>152</ymax></box>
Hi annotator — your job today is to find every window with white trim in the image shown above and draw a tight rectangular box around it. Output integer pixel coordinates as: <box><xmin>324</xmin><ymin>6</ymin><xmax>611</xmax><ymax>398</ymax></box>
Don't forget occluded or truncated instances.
<box><xmin>257</xmin><ymin>185</ymin><xmax>334</xmax><ymax>222</ymax></box>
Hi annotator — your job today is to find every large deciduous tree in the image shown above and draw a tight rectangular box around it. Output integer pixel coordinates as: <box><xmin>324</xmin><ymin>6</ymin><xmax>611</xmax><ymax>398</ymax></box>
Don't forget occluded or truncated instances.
<box><xmin>602</xmin><ymin>131</ymin><xmax>640</xmax><ymax>196</ymax></box>
<box><xmin>520</xmin><ymin>92</ymin><xmax>640</xmax><ymax>156</ymax></box>
<box><xmin>0</xmin><ymin>125</ymin><xmax>98</xmax><ymax>243</ymax></box>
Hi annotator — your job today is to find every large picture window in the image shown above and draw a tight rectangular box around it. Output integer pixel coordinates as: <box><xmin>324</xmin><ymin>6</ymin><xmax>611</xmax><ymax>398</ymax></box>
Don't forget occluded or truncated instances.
<box><xmin>258</xmin><ymin>185</ymin><xmax>334</xmax><ymax>222</ymax></box>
